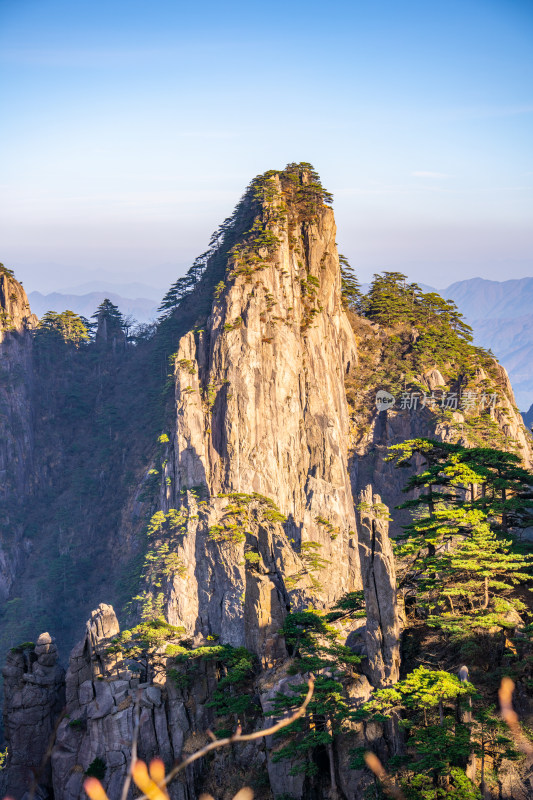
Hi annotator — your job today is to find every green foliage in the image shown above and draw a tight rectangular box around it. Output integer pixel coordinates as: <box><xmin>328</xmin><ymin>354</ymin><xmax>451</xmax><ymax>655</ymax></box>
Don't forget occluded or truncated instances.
<box><xmin>283</xmin><ymin>161</ymin><xmax>334</xmax><ymax>210</ymax></box>
<box><xmin>223</xmin><ymin>316</ymin><xmax>243</xmax><ymax>331</ymax></box>
<box><xmin>35</xmin><ymin>310</ymin><xmax>90</xmax><ymax>347</ymax></box>
<box><xmin>0</xmin><ymin>262</ymin><xmax>15</xmax><ymax>278</ymax></box>
<box><xmin>134</xmin><ymin>509</ymin><xmax>188</xmax><ymax>617</ymax></box>
<box><xmin>168</xmin><ymin>644</ymin><xmax>255</xmax><ymax>722</ymax></box>
<box><xmin>10</xmin><ymin>641</ymin><xmax>35</xmax><ymax>653</ymax></box>
<box><xmin>388</xmin><ymin>439</ymin><xmax>533</xmax><ymax>639</ymax></box>
<box><xmin>345</xmin><ymin>275</ymin><xmax>499</xmax><ymax>436</ymax></box>
<box><xmin>108</xmin><ymin>617</ymin><xmax>185</xmax><ymax>681</ymax></box>
<box><xmin>300</xmin><ymin>541</ymin><xmax>330</xmax><ymax>588</ymax></box>
<box><xmin>91</xmin><ymin>298</ymin><xmax>127</xmax><ymax>339</ymax></box>
<box><xmin>268</xmin><ymin>610</ymin><xmax>361</xmax><ymax>777</ymax></box>
<box><xmin>358</xmin><ymin>666</ymin><xmax>474</xmax><ymax>720</ymax></box>
<box><xmin>315</xmin><ymin>515</ymin><xmax>340</xmax><ymax>540</ymax></box>
<box><xmin>339</xmin><ymin>254</ymin><xmax>363</xmax><ymax>312</ymax></box>
<box><xmin>326</xmin><ymin>591</ymin><xmax>366</xmax><ymax>622</ymax></box>
<box><xmin>359</xmin><ymin>667</ymin><xmax>478</xmax><ymax>797</ymax></box>
<box><xmin>364</xmin><ymin>272</ymin><xmax>472</xmax><ymax>346</ymax></box>
<box><xmin>367</xmin><ymin>439</ymin><xmax>533</xmax><ymax>795</ymax></box>
<box><xmin>176</xmin><ymin>358</ymin><xmax>196</xmax><ymax>375</ymax></box>
<box><xmin>85</xmin><ymin>757</ymin><xmax>106</xmax><ymax>779</ymax></box>
<box><xmin>209</xmin><ymin>493</ymin><xmax>286</xmax><ymax>545</ymax></box>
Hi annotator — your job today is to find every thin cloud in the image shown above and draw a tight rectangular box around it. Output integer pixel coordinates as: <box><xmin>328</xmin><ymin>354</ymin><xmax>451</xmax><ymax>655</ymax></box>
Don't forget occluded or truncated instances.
<box><xmin>412</xmin><ymin>171</ymin><xmax>449</xmax><ymax>179</ymax></box>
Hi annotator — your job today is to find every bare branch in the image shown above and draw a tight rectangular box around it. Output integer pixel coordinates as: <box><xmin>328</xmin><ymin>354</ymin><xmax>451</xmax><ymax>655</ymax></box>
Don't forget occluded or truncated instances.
<box><xmin>135</xmin><ymin>675</ymin><xmax>315</xmax><ymax>800</ymax></box>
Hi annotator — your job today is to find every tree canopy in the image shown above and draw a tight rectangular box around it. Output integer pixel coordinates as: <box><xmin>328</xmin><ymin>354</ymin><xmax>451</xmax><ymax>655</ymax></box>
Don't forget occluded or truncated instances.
<box><xmin>36</xmin><ymin>310</ymin><xmax>90</xmax><ymax>347</ymax></box>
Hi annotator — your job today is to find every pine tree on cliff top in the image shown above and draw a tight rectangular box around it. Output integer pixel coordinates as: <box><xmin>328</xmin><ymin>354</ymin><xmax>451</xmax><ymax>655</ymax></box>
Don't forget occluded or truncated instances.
<box><xmin>37</xmin><ymin>309</ymin><xmax>90</xmax><ymax>346</ymax></box>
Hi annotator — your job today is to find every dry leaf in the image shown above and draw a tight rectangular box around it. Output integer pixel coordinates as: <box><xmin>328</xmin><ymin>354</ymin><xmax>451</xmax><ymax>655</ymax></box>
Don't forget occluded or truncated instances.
<box><xmin>232</xmin><ymin>789</ymin><xmax>254</xmax><ymax>800</ymax></box>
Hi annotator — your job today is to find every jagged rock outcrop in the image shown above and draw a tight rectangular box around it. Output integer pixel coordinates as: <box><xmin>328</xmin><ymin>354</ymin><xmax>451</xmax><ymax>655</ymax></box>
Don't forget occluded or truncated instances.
<box><xmin>52</xmin><ymin>604</ymin><xmax>184</xmax><ymax>800</ymax></box>
<box><xmin>47</xmin><ymin>605</ymin><xmax>271</xmax><ymax>800</ymax></box>
<box><xmin>0</xmin><ymin>270</ymin><xmax>36</xmax><ymax>335</ymax></box>
<box><xmin>1</xmin><ymin>634</ymin><xmax>65</xmax><ymax>799</ymax></box>
<box><xmin>355</xmin><ymin>487</ymin><xmax>401</xmax><ymax>688</ymax></box>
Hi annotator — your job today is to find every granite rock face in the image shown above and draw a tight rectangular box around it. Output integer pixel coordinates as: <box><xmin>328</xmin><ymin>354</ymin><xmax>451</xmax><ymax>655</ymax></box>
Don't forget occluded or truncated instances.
<box><xmin>350</xmin><ymin>358</ymin><xmax>533</xmax><ymax>538</ymax></box>
<box><xmin>46</xmin><ymin>604</ymin><xmax>269</xmax><ymax>800</ymax></box>
<box><xmin>356</xmin><ymin>486</ymin><xmax>401</xmax><ymax>688</ymax></box>
<box><xmin>156</xmin><ymin>170</ymin><xmax>362</xmax><ymax>656</ymax></box>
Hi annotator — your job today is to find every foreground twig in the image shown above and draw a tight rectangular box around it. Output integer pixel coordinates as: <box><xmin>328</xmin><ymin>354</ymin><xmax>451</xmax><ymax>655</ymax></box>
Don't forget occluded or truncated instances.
<box><xmin>119</xmin><ymin>690</ymin><xmax>141</xmax><ymax>800</ymax></box>
<box><xmin>364</xmin><ymin>752</ymin><xmax>406</xmax><ymax>800</ymax></box>
<box><xmin>498</xmin><ymin>677</ymin><xmax>533</xmax><ymax>758</ymax></box>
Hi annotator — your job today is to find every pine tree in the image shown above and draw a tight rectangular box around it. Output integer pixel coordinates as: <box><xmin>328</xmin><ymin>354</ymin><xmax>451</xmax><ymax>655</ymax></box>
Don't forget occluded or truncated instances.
<box><xmin>339</xmin><ymin>254</ymin><xmax>363</xmax><ymax>312</ymax></box>
<box><xmin>364</xmin><ymin>272</ymin><xmax>420</xmax><ymax>327</ymax></box>
<box><xmin>267</xmin><ymin>610</ymin><xmax>361</xmax><ymax>790</ymax></box>
<box><xmin>91</xmin><ymin>298</ymin><xmax>126</xmax><ymax>348</ymax></box>
<box><xmin>357</xmin><ymin>666</ymin><xmax>478</xmax><ymax>798</ymax></box>
<box><xmin>459</xmin><ymin>447</ymin><xmax>533</xmax><ymax>534</ymax></box>
<box><xmin>36</xmin><ymin>310</ymin><xmax>90</xmax><ymax>346</ymax></box>
<box><xmin>106</xmin><ymin>618</ymin><xmax>185</xmax><ymax>682</ymax></box>
<box><xmin>387</xmin><ymin>439</ymin><xmax>533</xmax><ymax>639</ymax></box>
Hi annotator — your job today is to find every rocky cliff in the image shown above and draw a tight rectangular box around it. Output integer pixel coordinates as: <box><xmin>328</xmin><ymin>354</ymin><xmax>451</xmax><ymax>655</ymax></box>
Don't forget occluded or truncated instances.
<box><xmin>347</xmin><ymin>314</ymin><xmax>533</xmax><ymax>536</ymax></box>
<box><xmin>1</xmin><ymin>165</ymin><xmax>532</xmax><ymax>800</ymax></box>
<box><xmin>0</xmin><ymin>267</ymin><xmax>36</xmax><ymax>602</ymax></box>
<box><xmin>156</xmin><ymin>167</ymin><xmax>360</xmax><ymax>653</ymax></box>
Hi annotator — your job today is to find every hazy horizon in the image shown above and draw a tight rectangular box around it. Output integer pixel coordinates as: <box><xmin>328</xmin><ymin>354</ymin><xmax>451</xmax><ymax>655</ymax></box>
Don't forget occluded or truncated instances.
<box><xmin>1</xmin><ymin>0</ymin><xmax>532</xmax><ymax>294</ymax></box>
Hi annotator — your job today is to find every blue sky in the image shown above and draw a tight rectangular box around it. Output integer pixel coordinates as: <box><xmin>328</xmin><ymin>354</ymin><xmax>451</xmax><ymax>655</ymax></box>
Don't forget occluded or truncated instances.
<box><xmin>0</xmin><ymin>0</ymin><xmax>532</xmax><ymax>293</ymax></box>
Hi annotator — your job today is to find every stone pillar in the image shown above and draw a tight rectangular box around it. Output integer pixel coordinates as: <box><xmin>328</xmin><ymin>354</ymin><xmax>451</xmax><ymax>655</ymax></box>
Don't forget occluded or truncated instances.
<box><xmin>357</xmin><ymin>486</ymin><xmax>401</xmax><ymax>687</ymax></box>
<box><xmin>2</xmin><ymin>634</ymin><xmax>65</xmax><ymax>799</ymax></box>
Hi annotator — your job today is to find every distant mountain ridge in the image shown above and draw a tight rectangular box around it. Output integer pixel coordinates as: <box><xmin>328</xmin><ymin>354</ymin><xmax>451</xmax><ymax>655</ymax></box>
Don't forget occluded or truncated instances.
<box><xmin>28</xmin><ymin>275</ymin><xmax>533</xmax><ymax>408</ymax></box>
<box><xmin>28</xmin><ymin>290</ymin><xmax>159</xmax><ymax>324</ymax></box>
<box><xmin>60</xmin><ymin>280</ymin><xmax>164</xmax><ymax>302</ymax></box>
<box><xmin>445</xmin><ymin>277</ymin><xmax>533</xmax><ymax>320</ymax></box>
<box><xmin>442</xmin><ymin>277</ymin><xmax>533</xmax><ymax>411</ymax></box>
